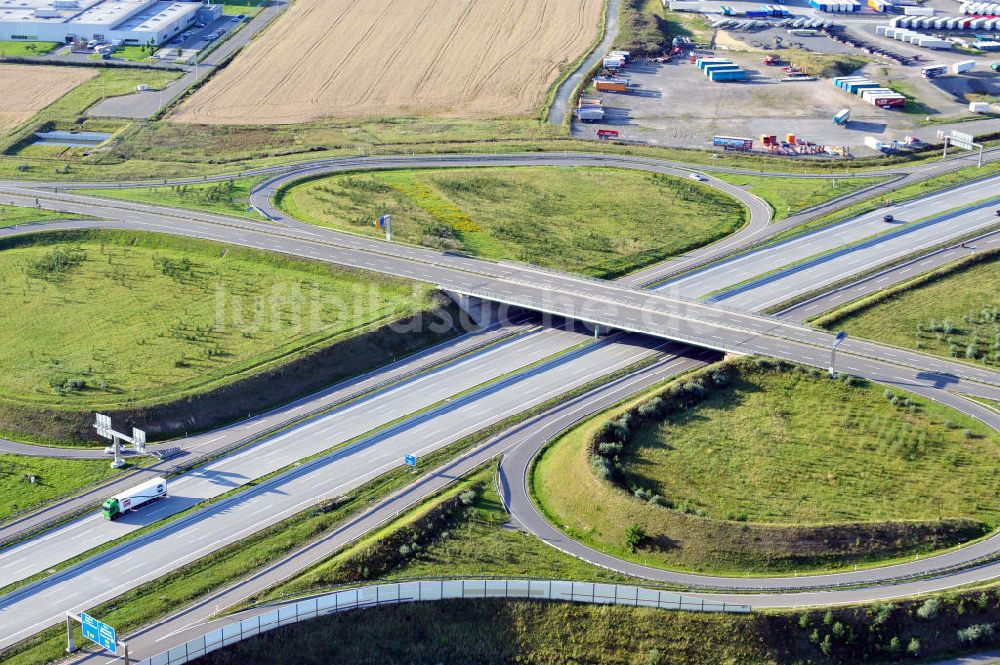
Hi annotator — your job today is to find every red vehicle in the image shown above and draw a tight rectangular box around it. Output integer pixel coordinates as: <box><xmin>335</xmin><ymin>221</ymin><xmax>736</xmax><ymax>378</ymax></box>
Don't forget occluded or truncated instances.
<box><xmin>597</xmin><ymin>129</ymin><xmax>620</xmax><ymax>140</ymax></box>
<box><xmin>763</xmin><ymin>55</ymin><xmax>778</xmax><ymax>65</ymax></box>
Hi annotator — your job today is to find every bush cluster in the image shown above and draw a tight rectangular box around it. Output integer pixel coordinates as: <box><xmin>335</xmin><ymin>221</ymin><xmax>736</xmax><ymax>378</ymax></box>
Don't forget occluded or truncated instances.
<box><xmin>314</xmin><ymin>484</ymin><xmax>482</xmax><ymax>587</ymax></box>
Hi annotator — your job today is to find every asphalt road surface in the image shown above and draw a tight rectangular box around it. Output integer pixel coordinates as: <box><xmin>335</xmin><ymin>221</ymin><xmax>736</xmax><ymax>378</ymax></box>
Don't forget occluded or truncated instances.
<box><xmin>0</xmin><ymin>332</ymin><xmax>674</xmax><ymax>650</ymax></box>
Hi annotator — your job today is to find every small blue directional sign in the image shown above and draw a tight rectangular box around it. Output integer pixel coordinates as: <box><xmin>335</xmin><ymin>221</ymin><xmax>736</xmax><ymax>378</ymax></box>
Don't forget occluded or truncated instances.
<box><xmin>833</xmin><ymin>331</ymin><xmax>848</xmax><ymax>348</ymax></box>
<box><xmin>404</xmin><ymin>454</ymin><xmax>417</xmax><ymax>467</ymax></box>
<box><xmin>81</xmin><ymin>612</ymin><xmax>116</xmax><ymax>652</ymax></box>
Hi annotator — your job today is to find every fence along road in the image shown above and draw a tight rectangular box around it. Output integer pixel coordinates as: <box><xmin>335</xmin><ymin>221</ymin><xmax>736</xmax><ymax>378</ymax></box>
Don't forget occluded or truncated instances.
<box><xmin>134</xmin><ymin>579</ymin><xmax>749</xmax><ymax>665</ymax></box>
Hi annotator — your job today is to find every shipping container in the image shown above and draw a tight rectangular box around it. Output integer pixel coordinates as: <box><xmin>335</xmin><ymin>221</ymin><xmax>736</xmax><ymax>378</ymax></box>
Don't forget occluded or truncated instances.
<box><xmin>953</xmin><ymin>59</ymin><xmax>976</xmax><ymax>73</ymax></box>
<box><xmin>864</xmin><ymin>136</ymin><xmax>885</xmax><ymax>150</ymax></box>
<box><xmin>594</xmin><ymin>77</ymin><xmax>629</xmax><ymax>92</ymax></box>
<box><xmin>833</xmin><ymin>108</ymin><xmax>851</xmax><ymax>124</ymax></box>
<box><xmin>709</xmin><ymin>69</ymin><xmax>747</xmax><ymax>80</ymax></box>
<box><xmin>970</xmin><ymin>101</ymin><xmax>991</xmax><ymax>112</ymax></box>
<box><xmin>921</xmin><ymin>64</ymin><xmax>949</xmax><ymax>77</ymax></box>
<box><xmin>904</xmin><ymin>5</ymin><xmax>935</xmax><ymax>14</ymax></box>
<box><xmin>696</xmin><ymin>57</ymin><xmax>732</xmax><ymax>69</ymax></box>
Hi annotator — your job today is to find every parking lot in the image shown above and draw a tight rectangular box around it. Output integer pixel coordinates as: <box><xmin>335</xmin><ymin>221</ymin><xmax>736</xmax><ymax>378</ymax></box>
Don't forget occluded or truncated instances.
<box><xmin>154</xmin><ymin>14</ymin><xmax>248</xmax><ymax>63</ymax></box>
<box><xmin>574</xmin><ymin>16</ymin><xmax>1000</xmax><ymax>155</ymax></box>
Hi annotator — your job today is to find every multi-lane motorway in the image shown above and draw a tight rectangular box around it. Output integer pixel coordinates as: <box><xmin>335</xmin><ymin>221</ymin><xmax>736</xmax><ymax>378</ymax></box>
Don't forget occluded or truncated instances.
<box><xmin>2</xmin><ymin>150</ymin><xmax>1000</xmax><ymax>659</ymax></box>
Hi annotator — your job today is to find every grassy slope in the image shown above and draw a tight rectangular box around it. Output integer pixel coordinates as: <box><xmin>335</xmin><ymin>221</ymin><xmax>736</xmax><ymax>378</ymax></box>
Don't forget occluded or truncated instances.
<box><xmin>76</xmin><ymin>178</ymin><xmax>265</xmax><ymax>219</ymax></box>
<box><xmin>621</xmin><ymin>369</ymin><xmax>1000</xmax><ymax>525</ymax></box>
<box><xmin>712</xmin><ymin>173</ymin><xmax>888</xmax><ymax>222</ymax></box>
<box><xmin>280</xmin><ymin>166</ymin><xmax>746</xmax><ymax>278</ymax></box>
<box><xmin>815</xmin><ymin>253</ymin><xmax>1000</xmax><ymax>368</ymax></box>
<box><xmin>0</xmin><ymin>454</ymin><xmax>122</xmax><ymax>522</ymax></box>
<box><xmin>264</xmin><ymin>465</ymin><xmax>641</xmax><ymax>603</ymax></box>
<box><xmin>0</xmin><ymin>203</ymin><xmax>89</xmax><ymax>227</ymax></box>
<box><xmin>204</xmin><ymin>465</ymin><xmax>1000</xmax><ymax>665</ymax></box>
<box><xmin>533</xmin><ymin>363</ymin><xmax>998</xmax><ymax>574</ymax></box>
<box><xmin>0</xmin><ymin>41</ymin><xmax>60</xmax><ymax>57</ymax></box>
<box><xmin>0</xmin><ymin>230</ymin><xmax>431</xmax><ymax>409</ymax></box>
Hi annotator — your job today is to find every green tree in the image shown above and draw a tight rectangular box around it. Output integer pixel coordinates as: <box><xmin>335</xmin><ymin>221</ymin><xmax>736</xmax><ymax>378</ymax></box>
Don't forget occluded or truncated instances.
<box><xmin>624</xmin><ymin>523</ymin><xmax>646</xmax><ymax>552</ymax></box>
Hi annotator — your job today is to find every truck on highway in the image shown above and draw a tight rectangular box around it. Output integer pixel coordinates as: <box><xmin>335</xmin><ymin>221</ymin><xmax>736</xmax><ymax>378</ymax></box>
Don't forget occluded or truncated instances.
<box><xmin>102</xmin><ymin>476</ymin><xmax>167</xmax><ymax>520</ymax></box>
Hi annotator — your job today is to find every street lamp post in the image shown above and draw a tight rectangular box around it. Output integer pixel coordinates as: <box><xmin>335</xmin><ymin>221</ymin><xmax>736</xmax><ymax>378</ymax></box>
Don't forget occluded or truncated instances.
<box><xmin>830</xmin><ymin>331</ymin><xmax>848</xmax><ymax>378</ymax></box>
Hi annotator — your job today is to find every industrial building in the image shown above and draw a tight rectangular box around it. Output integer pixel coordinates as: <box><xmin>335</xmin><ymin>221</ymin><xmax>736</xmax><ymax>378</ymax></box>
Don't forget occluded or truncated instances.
<box><xmin>0</xmin><ymin>0</ymin><xmax>220</xmax><ymax>45</ymax></box>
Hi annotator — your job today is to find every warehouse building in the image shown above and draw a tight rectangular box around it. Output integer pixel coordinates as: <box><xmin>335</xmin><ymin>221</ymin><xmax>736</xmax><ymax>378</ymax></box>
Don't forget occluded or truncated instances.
<box><xmin>0</xmin><ymin>0</ymin><xmax>217</xmax><ymax>45</ymax></box>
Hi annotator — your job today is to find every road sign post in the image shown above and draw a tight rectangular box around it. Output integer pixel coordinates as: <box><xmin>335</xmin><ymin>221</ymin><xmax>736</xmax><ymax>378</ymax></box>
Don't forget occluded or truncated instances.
<box><xmin>379</xmin><ymin>214</ymin><xmax>393</xmax><ymax>242</ymax></box>
<box><xmin>404</xmin><ymin>454</ymin><xmax>417</xmax><ymax>471</ymax></box>
<box><xmin>830</xmin><ymin>331</ymin><xmax>848</xmax><ymax>377</ymax></box>
<box><xmin>94</xmin><ymin>414</ymin><xmax>147</xmax><ymax>467</ymax></box>
<box><xmin>67</xmin><ymin>612</ymin><xmax>129</xmax><ymax>664</ymax></box>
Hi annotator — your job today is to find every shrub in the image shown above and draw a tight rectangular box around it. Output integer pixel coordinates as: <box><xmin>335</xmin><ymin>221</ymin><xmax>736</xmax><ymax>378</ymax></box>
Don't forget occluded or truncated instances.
<box><xmin>873</xmin><ymin>604</ymin><xmax>895</xmax><ymax>626</ymax></box>
<box><xmin>957</xmin><ymin>623</ymin><xmax>995</xmax><ymax>644</ymax></box>
<box><xmin>598</xmin><ymin>441</ymin><xmax>623</xmax><ymax>457</ymax></box>
<box><xmin>916</xmin><ymin>597</ymin><xmax>940</xmax><ymax>619</ymax></box>
<box><xmin>624</xmin><ymin>523</ymin><xmax>646</xmax><ymax>552</ymax></box>
<box><xmin>907</xmin><ymin>637</ymin><xmax>920</xmax><ymax>656</ymax></box>
<box><xmin>458</xmin><ymin>490</ymin><xmax>477</xmax><ymax>506</ymax></box>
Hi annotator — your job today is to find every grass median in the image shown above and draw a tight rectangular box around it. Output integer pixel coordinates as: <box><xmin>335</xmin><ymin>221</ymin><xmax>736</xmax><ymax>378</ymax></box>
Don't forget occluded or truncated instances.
<box><xmin>712</xmin><ymin>173</ymin><xmax>890</xmax><ymax>222</ymax></box>
<box><xmin>75</xmin><ymin>177</ymin><xmax>266</xmax><ymax>219</ymax></box>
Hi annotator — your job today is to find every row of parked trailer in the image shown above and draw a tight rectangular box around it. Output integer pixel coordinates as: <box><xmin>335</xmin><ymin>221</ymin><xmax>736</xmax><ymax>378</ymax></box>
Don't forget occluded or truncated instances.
<box><xmin>808</xmin><ymin>0</ymin><xmax>862</xmax><ymax>12</ymax></box>
<box><xmin>960</xmin><ymin>2</ymin><xmax>1000</xmax><ymax>14</ymax></box>
<box><xmin>867</xmin><ymin>0</ymin><xmax>894</xmax><ymax>12</ymax></box>
<box><xmin>832</xmin><ymin>76</ymin><xmax>906</xmax><ymax>107</ymax></box>
<box><xmin>696</xmin><ymin>57</ymin><xmax>747</xmax><ymax>81</ymax></box>
<box><xmin>876</xmin><ymin>25</ymin><xmax>953</xmax><ymax>49</ymax></box>
<box><xmin>710</xmin><ymin>16</ymin><xmax>831</xmax><ymax>29</ymax></box>
<box><xmin>745</xmin><ymin>4</ymin><xmax>791</xmax><ymax>17</ymax></box>
<box><xmin>575</xmin><ymin>97</ymin><xmax>606</xmax><ymax>123</ymax></box>
<box><xmin>892</xmin><ymin>14</ymin><xmax>1000</xmax><ymax>30</ymax></box>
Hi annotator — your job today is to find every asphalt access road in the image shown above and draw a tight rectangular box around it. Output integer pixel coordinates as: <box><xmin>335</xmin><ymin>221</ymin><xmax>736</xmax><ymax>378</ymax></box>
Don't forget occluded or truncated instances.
<box><xmin>547</xmin><ymin>0</ymin><xmax>622</xmax><ymax>125</ymax></box>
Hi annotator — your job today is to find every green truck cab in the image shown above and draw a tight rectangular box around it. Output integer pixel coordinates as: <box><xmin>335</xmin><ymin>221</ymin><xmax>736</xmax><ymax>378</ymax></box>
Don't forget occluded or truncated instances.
<box><xmin>101</xmin><ymin>498</ymin><xmax>122</xmax><ymax>521</ymax></box>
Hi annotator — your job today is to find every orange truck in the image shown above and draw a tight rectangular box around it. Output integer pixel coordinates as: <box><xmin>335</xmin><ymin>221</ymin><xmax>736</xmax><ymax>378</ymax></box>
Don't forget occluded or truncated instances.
<box><xmin>594</xmin><ymin>77</ymin><xmax>630</xmax><ymax>93</ymax></box>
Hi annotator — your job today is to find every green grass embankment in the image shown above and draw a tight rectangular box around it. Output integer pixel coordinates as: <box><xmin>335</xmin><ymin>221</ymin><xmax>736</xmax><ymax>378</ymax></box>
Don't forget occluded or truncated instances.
<box><xmin>813</xmin><ymin>251</ymin><xmax>1000</xmax><ymax>368</ymax></box>
<box><xmin>0</xmin><ymin>454</ymin><xmax>125</xmax><ymax>522</ymax></box>
<box><xmin>279</xmin><ymin>166</ymin><xmax>747</xmax><ymax>278</ymax></box>
<box><xmin>0</xmin><ymin>230</ymin><xmax>456</xmax><ymax>443</ymax></box>
<box><xmin>533</xmin><ymin>358</ymin><xmax>999</xmax><ymax>574</ymax></box>
<box><xmin>0</xmin><ymin>203</ymin><xmax>91</xmax><ymax>227</ymax></box>
<box><xmin>0</xmin><ymin>41</ymin><xmax>60</xmax><ymax>57</ymax></box>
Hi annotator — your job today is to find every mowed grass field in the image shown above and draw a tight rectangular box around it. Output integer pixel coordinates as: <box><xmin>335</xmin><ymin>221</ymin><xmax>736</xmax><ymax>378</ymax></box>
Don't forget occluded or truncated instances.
<box><xmin>0</xmin><ymin>230</ymin><xmax>433</xmax><ymax>409</ymax></box>
<box><xmin>280</xmin><ymin>167</ymin><xmax>747</xmax><ymax>277</ymax></box>
<box><xmin>0</xmin><ymin>455</ymin><xmax>122</xmax><ymax>522</ymax></box>
<box><xmin>533</xmin><ymin>362</ymin><xmax>1000</xmax><ymax>573</ymax></box>
<box><xmin>815</xmin><ymin>253</ymin><xmax>1000</xmax><ymax>368</ymax></box>
<box><xmin>712</xmin><ymin>173</ymin><xmax>889</xmax><ymax>222</ymax></box>
<box><xmin>0</xmin><ymin>64</ymin><xmax>96</xmax><ymax>134</ymax></box>
<box><xmin>171</xmin><ymin>0</ymin><xmax>604</xmax><ymax>124</ymax></box>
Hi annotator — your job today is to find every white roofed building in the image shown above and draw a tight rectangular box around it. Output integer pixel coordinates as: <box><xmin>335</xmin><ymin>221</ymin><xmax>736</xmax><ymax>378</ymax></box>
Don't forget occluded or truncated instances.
<box><xmin>0</xmin><ymin>0</ymin><xmax>209</xmax><ymax>45</ymax></box>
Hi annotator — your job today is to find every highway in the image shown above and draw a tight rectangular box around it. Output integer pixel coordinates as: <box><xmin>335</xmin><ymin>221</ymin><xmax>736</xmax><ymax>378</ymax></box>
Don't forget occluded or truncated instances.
<box><xmin>0</xmin><ymin>331</ymin><xmax>676</xmax><ymax>650</ymax></box>
<box><xmin>0</xmin><ymin>324</ymin><xmax>587</xmax><ymax>587</ymax></box>
<box><xmin>1</xmin><ymin>150</ymin><xmax>1000</xmax><ymax>658</ymax></box>
<box><xmin>661</xmin><ymin>175</ymin><xmax>1000</xmax><ymax>305</ymax></box>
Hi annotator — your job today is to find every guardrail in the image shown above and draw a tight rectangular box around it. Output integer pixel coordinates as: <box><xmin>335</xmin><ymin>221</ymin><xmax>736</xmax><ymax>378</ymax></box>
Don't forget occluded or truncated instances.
<box><xmin>136</xmin><ymin>579</ymin><xmax>751</xmax><ymax>665</ymax></box>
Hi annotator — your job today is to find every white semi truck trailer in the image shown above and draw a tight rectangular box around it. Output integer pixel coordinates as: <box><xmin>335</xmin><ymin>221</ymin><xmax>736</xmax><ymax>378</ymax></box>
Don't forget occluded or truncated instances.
<box><xmin>101</xmin><ymin>476</ymin><xmax>168</xmax><ymax>520</ymax></box>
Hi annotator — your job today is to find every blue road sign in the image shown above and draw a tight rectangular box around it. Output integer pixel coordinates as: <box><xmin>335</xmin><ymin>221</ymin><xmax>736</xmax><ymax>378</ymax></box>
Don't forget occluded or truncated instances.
<box><xmin>833</xmin><ymin>331</ymin><xmax>849</xmax><ymax>348</ymax></box>
<box><xmin>81</xmin><ymin>612</ymin><xmax>116</xmax><ymax>652</ymax></box>
<box><xmin>404</xmin><ymin>454</ymin><xmax>417</xmax><ymax>467</ymax></box>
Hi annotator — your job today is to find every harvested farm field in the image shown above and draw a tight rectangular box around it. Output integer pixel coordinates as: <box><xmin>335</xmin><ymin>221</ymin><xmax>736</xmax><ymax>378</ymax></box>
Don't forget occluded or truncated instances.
<box><xmin>171</xmin><ymin>0</ymin><xmax>604</xmax><ymax>124</ymax></box>
<box><xmin>0</xmin><ymin>64</ymin><xmax>97</xmax><ymax>133</ymax></box>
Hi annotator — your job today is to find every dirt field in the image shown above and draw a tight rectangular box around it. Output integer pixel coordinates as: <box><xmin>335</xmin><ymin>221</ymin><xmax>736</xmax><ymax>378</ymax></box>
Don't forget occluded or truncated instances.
<box><xmin>0</xmin><ymin>64</ymin><xmax>96</xmax><ymax>133</ymax></box>
<box><xmin>171</xmin><ymin>0</ymin><xmax>604</xmax><ymax>124</ymax></box>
